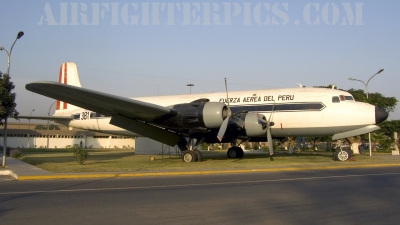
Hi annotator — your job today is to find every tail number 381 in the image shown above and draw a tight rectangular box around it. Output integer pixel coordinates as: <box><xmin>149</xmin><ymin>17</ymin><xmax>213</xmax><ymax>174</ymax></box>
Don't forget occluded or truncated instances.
<box><xmin>81</xmin><ymin>111</ymin><xmax>90</xmax><ymax>120</ymax></box>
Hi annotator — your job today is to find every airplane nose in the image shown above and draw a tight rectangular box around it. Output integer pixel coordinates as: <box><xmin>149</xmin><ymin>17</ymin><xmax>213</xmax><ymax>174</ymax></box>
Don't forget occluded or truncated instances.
<box><xmin>375</xmin><ymin>107</ymin><xmax>388</xmax><ymax>124</ymax></box>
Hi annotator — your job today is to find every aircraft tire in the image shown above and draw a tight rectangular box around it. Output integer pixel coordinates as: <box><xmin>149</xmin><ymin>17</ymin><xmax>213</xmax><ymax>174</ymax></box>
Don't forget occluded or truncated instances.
<box><xmin>181</xmin><ymin>150</ymin><xmax>198</xmax><ymax>163</ymax></box>
<box><xmin>227</xmin><ymin>147</ymin><xmax>244</xmax><ymax>158</ymax></box>
<box><xmin>193</xmin><ymin>150</ymin><xmax>203</xmax><ymax>162</ymax></box>
<box><xmin>335</xmin><ymin>149</ymin><xmax>350</xmax><ymax>161</ymax></box>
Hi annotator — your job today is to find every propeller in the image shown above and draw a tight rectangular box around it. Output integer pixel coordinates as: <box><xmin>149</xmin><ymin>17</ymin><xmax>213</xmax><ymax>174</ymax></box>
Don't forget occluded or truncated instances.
<box><xmin>217</xmin><ymin>116</ymin><xmax>230</xmax><ymax>142</ymax></box>
<box><xmin>266</xmin><ymin>102</ymin><xmax>276</xmax><ymax>156</ymax></box>
<box><xmin>217</xmin><ymin>78</ymin><xmax>231</xmax><ymax>141</ymax></box>
<box><xmin>217</xmin><ymin>78</ymin><xmax>244</xmax><ymax>142</ymax></box>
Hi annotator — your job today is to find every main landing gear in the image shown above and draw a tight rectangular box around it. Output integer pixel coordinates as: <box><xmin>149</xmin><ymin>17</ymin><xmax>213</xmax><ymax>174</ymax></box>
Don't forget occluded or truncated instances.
<box><xmin>227</xmin><ymin>146</ymin><xmax>244</xmax><ymax>158</ymax></box>
<box><xmin>226</xmin><ymin>140</ymin><xmax>245</xmax><ymax>158</ymax></box>
<box><xmin>178</xmin><ymin>138</ymin><xmax>246</xmax><ymax>162</ymax></box>
<box><xmin>181</xmin><ymin>149</ymin><xmax>203</xmax><ymax>163</ymax></box>
<box><xmin>179</xmin><ymin>138</ymin><xmax>203</xmax><ymax>163</ymax></box>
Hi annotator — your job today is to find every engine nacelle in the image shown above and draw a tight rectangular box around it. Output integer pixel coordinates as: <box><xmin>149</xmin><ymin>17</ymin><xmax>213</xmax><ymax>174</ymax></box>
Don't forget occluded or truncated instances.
<box><xmin>202</xmin><ymin>102</ymin><xmax>229</xmax><ymax>128</ymax></box>
<box><xmin>244</xmin><ymin>113</ymin><xmax>267</xmax><ymax>137</ymax></box>
<box><xmin>160</xmin><ymin>102</ymin><xmax>228</xmax><ymax>129</ymax></box>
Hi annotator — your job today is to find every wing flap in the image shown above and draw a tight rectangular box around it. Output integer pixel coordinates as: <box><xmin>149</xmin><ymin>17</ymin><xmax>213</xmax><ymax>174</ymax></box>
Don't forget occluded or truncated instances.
<box><xmin>110</xmin><ymin>115</ymin><xmax>181</xmax><ymax>146</ymax></box>
<box><xmin>26</xmin><ymin>82</ymin><xmax>177</xmax><ymax>121</ymax></box>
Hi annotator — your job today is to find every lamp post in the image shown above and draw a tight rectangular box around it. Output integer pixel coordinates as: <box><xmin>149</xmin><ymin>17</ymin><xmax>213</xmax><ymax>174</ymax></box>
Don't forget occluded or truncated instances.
<box><xmin>28</xmin><ymin>109</ymin><xmax>35</xmax><ymax>148</ymax></box>
<box><xmin>47</xmin><ymin>102</ymin><xmax>56</xmax><ymax>150</ymax></box>
<box><xmin>348</xmin><ymin>69</ymin><xmax>384</xmax><ymax>157</ymax></box>
<box><xmin>187</xmin><ymin>84</ymin><xmax>194</xmax><ymax>94</ymax></box>
<box><xmin>1</xmin><ymin>31</ymin><xmax>24</xmax><ymax>167</ymax></box>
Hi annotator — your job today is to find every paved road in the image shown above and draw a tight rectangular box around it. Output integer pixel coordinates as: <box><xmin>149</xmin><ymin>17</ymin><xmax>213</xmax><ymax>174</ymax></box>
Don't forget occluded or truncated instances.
<box><xmin>1</xmin><ymin>167</ymin><xmax>399</xmax><ymax>225</ymax></box>
<box><xmin>0</xmin><ymin>176</ymin><xmax>11</xmax><ymax>182</ymax></box>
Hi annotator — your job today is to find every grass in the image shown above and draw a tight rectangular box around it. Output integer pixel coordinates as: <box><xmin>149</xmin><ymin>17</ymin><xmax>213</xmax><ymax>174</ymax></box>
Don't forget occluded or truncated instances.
<box><xmin>17</xmin><ymin>148</ymin><xmax>400</xmax><ymax>173</ymax></box>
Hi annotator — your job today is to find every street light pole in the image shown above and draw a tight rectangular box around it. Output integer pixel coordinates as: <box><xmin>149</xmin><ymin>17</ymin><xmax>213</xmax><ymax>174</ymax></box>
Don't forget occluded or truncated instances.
<box><xmin>187</xmin><ymin>84</ymin><xmax>194</xmax><ymax>94</ymax></box>
<box><xmin>1</xmin><ymin>31</ymin><xmax>24</xmax><ymax>167</ymax></box>
<box><xmin>47</xmin><ymin>102</ymin><xmax>56</xmax><ymax>150</ymax></box>
<box><xmin>28</xmin><ymin>109</ymin><xmax>35</xmax><ymax>148</ymax></box>
<box><xmin>348</xmin><ymin>69</ymin><xmax>384</xmax><ymax>157</ymax></box>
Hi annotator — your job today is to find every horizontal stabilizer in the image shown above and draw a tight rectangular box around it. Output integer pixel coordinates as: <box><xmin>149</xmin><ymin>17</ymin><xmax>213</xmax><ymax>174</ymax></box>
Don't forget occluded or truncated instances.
<box><xmin>16</xmin><ymin>115</ymin><xmax>74</xmax><ymax>120</ymax></box>
<box><xmin>332</xmin><ymin>125</ymin><xmax>380</xmax><ymax>140</ymax></box>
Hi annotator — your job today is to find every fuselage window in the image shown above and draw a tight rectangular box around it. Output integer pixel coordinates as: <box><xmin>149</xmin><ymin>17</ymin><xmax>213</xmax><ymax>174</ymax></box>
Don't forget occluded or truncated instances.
<box><xmin>90</xmin><ymin>112</ymin><xmax>105</xmax><ymax>118</ymax></box>
<box><xmin>345</xmin><ymin>96</ymin><xmax>354</xmax><ymax>101</ymax></box>
<box><xmin>332</xmin><ymin>96</ymin><xmax>340</xmax><ymax>103</ymax></box>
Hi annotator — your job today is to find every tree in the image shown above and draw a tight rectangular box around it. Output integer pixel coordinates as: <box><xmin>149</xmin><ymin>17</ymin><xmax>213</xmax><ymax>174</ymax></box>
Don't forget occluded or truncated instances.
<box><xmin>0</xmin><ymin>72</ymin><xmax>18</xmax><ymax>125</ymax></box>
<box><xmin>347</xmin><ymin>89</ymin><xmax>398</xmax><ymax>151</ymax></box>
<box><xmin>0</xmin><ymin>72</ymin><xmax>18</xmax><ymax>123</ymax></box>
<box><xmin>348</xmin><ymin>89</ymin><xmax>398</xmax><ymax>113</ymax></box>
<box><xmin>372</xmin><ymin>120</ymin><xmax>400</xmax><ymax>151</ymax></box>
<box><xmin>0</xmin><ymin>72</ymin><xmax>19</xmax><ymax>166</ymax></box>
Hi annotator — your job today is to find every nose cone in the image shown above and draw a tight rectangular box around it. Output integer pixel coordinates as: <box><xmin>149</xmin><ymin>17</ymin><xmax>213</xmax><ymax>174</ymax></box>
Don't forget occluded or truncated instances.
<box><xmin>375</xmin><ymin>107</ymin><xmax>388</xmax><ymax>124</ymax></box>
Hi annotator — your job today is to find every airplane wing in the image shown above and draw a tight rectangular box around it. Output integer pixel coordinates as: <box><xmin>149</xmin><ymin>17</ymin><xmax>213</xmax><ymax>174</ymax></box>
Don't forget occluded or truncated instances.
<box><xmin>26</xmin><ymin>81</ymin><xmax>178</xmax><ymax>121</ymax></box>
<box><xmin>26</xmin><ymin>82</ymin><xmax>182</xmax><ymax>146</ymax></box>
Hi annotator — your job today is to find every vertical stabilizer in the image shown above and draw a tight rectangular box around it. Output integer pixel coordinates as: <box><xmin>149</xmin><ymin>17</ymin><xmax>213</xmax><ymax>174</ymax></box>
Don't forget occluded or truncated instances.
<box><xmin>55</xmin><ymin>62</ymin><xmax>82</xmax><ymax>115</ymax></box>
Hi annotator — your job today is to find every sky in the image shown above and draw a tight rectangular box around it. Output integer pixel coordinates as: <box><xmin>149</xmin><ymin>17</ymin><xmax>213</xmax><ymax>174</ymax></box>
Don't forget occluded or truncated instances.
<box><xmin>1</xmin><ymin>0</ymin><xmax>399</xmax><ymax>120</ymax></box>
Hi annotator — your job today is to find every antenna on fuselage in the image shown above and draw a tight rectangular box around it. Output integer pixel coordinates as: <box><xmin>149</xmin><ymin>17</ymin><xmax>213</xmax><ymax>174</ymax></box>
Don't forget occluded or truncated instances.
<box><xmin>224</xmin><ymin>78</ymin><xmax>230</xmax><ymax>108</ymax></box>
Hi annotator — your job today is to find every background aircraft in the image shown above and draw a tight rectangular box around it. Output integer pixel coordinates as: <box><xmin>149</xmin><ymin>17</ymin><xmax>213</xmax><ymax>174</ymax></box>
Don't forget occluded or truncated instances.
<box><xmin>23</xmin><ymin>62</ymin><xmax>388</xmax><ymax>162</ymax></box>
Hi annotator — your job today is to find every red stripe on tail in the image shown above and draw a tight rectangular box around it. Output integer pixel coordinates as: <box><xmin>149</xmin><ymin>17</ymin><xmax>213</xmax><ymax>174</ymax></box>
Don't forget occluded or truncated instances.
<box><xmin>63</xmin><ymin>63</ymin><xmax>68</xmax><ymax>109</ymax></box>
<box><xmin>56</xmin><ymin>63</ymin><xmax>63</xmax><ymax>110</ymax></box>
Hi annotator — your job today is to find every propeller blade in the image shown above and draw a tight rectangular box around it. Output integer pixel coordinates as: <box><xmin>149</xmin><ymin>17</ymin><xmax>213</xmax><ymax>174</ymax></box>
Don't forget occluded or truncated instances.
<box><xmin>217</xmin><ymin>77</ymin><xmax>234</xmax><ymax>142</ymax></box>
<box><xmin>267</xmin><ymin>102</ymin><xmax>276</xmax><ymax>156</ymax></box>
<box><xmin>217</xmin><ymin>117</ymin><xmax>229</xmax><ymax>142</ymax></box>
<box><xmin>267</xmin><ymin>122</ymin><xmax>274</xmax><ymax>155</ymax></box>
<box><xmin>268</xmin><ymin>101</ymin><xmax>276</xmax><ymax>122</ymax></box>
<box><xmin>231</xmin><ymin>116</ymin><xmax>244</xmax><ymax>128</ymax></box>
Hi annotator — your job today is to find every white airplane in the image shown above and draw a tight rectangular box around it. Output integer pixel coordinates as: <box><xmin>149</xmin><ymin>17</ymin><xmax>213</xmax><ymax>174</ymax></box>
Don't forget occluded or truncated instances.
<box><xmin>23</xmin><ymin>62</ymin><xmax>388</xmax><ymax>162</ymax></box>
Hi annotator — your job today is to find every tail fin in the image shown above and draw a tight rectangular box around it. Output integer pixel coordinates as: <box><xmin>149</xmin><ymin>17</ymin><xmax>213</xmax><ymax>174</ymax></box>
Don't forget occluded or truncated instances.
<box><xmin>55</xmin><ymin>62</ymin><xmax>82</xmax><ymax>115</ymax></box>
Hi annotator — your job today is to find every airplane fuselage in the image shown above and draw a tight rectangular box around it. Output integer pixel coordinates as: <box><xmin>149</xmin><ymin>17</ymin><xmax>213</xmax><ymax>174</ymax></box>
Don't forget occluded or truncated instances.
<box><xmin>62</xmin><ymin>87</ymin><xmax>379</xmax><ymax>140</ymax></box>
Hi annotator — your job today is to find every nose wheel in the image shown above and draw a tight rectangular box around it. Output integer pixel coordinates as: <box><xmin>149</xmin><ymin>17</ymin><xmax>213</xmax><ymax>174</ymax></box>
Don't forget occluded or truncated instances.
<box><xmin>334</xmin><ymin>140</ymin><xmax>352</xmax><ymax>161</ymax></box>
<box><xmin>335</xmin><ymin>149</ymin><xmax>351</xmax><ymax>161</ymax></box>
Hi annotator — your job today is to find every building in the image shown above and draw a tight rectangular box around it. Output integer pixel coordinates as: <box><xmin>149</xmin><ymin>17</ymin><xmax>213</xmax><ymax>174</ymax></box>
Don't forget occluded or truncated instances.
<box><xmin>0</xmin><ymin>122</ymin><xmax>135</xmax><ymax>150</ymax></box>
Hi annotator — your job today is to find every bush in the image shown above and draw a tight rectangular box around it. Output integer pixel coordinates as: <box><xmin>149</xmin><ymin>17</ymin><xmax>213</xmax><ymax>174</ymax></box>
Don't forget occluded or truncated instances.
<box><xmin>69</xmin><ymin>144</ymin><xmax>89</xmax><ymax>165</ymax></box>
<box><xmin>10</xmin><ymin>149</ymin><xmax>21</xmax><ymax>158</ymax></box>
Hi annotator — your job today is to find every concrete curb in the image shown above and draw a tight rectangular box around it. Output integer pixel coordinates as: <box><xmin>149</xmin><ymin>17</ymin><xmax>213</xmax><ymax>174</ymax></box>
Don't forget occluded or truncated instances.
<box><xmin>15</xmin><ymin>163</ymin><xmax>400</xmax><ymax>181</ymax></box>
<box><xmin>0</xmin><ymin>170</ymin><xmax>19</xmax><ymax>180</ymax></box>
<box><xmin>0</xmin><ymin>170</ymin><xmax>11</xmax><ymax>176</ymax></box>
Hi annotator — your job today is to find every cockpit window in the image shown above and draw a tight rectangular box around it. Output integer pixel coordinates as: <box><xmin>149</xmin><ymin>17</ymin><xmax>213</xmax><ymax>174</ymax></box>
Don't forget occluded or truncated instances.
<box><xmin>345</xmin><ymin>96</ymin><xmax>354</xmax><ymax>101</ymax></box>
<box><xmin>339</xmin><ymin>95</ymin><xmax>346</xmax><ymax>101</ymax></box>
<box><xmin>332</xmin><ymin>96</ymin><xmax>340</xmax><ymax>103</ymax></box>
